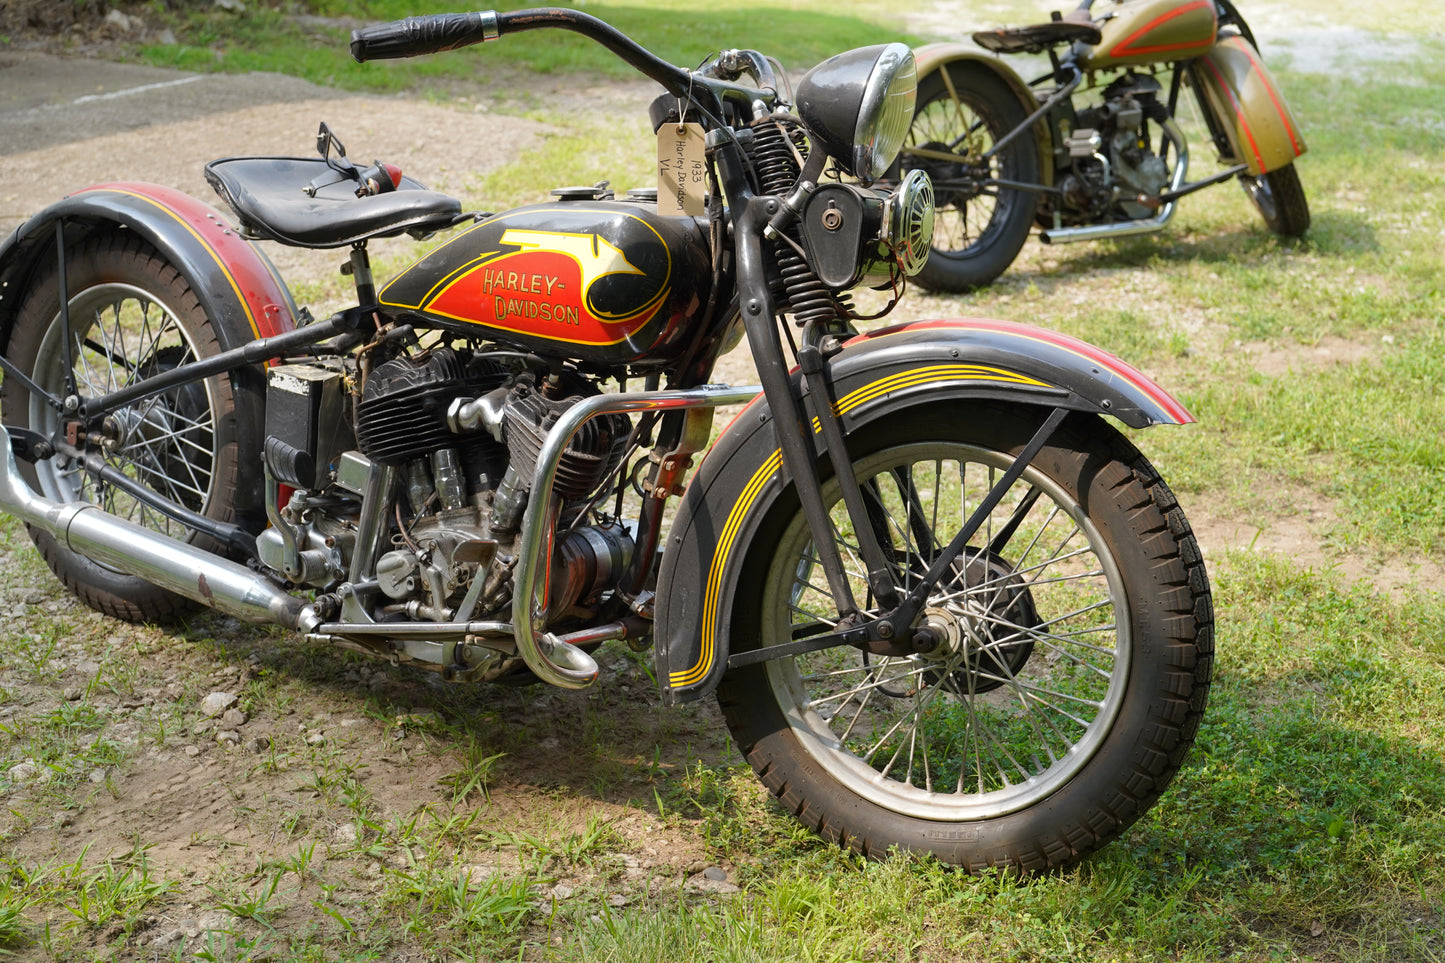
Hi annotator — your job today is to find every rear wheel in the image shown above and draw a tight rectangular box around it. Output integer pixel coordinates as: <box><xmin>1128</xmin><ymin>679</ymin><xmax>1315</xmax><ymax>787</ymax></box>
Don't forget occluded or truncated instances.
<box><xmin>1</xmin><ymin>232</ymin><xmax>258</xmax><ymax>622</ymax></box>
<box><xmin>717</xmin><ymin>404</ymin><xmax>1213</xmax><ymax>872</ymax></box>
<box><xmin>1242</xmin><ymin>163</ymin><xmax>1310</xmax><ymax>236</ymax></box>
<box><xmin>900</xmin><ymin>64</ymin><xmax>1041</xmax><ymax>292</ymax></box>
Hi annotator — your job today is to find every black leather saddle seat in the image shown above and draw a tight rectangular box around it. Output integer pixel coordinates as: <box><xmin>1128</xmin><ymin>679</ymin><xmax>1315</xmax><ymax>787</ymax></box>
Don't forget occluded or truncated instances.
<box><xmin>972</xmin><ymin>20</ymin><xmax>1102</xmax><ymax>55</ymax></box>
<box><xmin>204</xmin><ymin>156</ymin><xmax>463</xmax><ymax>249</ymax></box>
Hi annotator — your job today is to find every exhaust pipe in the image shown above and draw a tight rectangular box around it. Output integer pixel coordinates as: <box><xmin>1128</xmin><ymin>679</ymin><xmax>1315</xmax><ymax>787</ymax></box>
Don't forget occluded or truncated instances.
<box><xmin>0</xmin><ymin>426</ymin><xmax>318</xmax><ymax>631</ymax></box>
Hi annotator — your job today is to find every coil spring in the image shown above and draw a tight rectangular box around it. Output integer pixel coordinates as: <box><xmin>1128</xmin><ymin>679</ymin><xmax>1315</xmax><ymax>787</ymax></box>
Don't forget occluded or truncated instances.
<box><xmin>749</xmin><ymin>122</ymin><xmax>837</xmax><ymax>327</ymax></box>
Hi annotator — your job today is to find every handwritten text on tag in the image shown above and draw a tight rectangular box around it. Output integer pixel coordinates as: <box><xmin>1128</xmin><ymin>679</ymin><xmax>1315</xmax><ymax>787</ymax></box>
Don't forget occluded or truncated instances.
<box><xmin>658</xmin><ymin>123</ymin><xmax>707</xmax><ymax>217</ymax></box>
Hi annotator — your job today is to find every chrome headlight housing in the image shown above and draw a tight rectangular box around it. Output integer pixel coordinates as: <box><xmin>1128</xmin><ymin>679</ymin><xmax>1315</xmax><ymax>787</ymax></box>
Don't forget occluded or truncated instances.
<box><xmin>795</xmin><ymin>42</ymin><xmax>917</xmax><ymax>183</ymax></box>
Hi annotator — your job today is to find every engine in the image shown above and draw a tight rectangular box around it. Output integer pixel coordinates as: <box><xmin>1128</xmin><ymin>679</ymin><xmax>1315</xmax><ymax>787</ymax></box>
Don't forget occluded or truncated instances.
<box><xmin>1054</xmin><ymin>72</ymin><xmax>1175</xmax><ymax>223</ymax></box>
<box><xmin>258</xmin><ymin>342</ymin><xmax>634</xmax><ymax>629</ymax></box>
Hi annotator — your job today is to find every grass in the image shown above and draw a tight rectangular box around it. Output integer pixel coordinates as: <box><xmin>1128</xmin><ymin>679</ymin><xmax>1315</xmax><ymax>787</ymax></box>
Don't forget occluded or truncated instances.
<box><xmin>126</xmin><ymin>0</ymin><xmax>931</xmax><ymax>97</ymax></box>
<box><xmin>1</xmin><ymin>0</ymin><xmax>1444</xmax><ymax>960</ymax></box>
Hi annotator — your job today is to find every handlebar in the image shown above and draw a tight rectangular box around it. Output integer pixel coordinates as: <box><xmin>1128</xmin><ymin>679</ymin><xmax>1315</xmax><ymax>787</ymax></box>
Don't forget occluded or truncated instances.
<box><xmin>351</xmin><ymin>8</ymin><xmax>694</xmax><ymax>100</ymax></box>
<box><xmin>349</xmin><ymin>11</ymin><xmax>498</xmax><ymax>61</ymax></box>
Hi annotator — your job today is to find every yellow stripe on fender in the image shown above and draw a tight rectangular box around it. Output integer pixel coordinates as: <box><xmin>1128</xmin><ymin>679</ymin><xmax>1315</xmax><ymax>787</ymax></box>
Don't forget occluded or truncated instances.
<box><xmin>669</xmin><ymin>363</ymin><xmax>1050</xmax><ymax>688</ymax></box>
<box><xmin>669</xmin><ymin>449</ymin><xmax>783</xmax><ymax>688</ymax></box>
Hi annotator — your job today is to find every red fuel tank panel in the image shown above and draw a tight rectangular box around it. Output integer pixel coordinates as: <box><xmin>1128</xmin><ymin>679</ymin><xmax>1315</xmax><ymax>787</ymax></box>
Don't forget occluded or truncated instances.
<box><xmin>378</xmin><ymin>200</ymin><xmax>712</xmax><ymax>365</ymax></box>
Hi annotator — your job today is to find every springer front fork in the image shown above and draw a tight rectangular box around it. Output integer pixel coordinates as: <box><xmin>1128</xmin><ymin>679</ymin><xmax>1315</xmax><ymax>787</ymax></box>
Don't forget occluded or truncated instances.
<box><xmin>718</xmin><ymin>138</ymin><xmax>1068</xmax><ymax>669</ymax></box>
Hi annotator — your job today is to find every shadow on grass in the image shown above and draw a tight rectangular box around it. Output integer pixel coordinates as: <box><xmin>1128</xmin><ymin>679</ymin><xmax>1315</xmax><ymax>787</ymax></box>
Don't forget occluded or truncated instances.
<box><xmin>176</xmin><ymin>610</ymin><xmax>733</xmax><ymax>815</ymax></box>
<box><xmin>989</xmin><ymin>208</ymin><xmax>1381</xmax><ymax>298</ymax></box>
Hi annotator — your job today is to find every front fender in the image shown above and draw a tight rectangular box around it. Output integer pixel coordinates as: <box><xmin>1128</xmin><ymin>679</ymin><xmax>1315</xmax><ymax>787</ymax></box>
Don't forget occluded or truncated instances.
<box><xmin>653</xmin><ymin>318</ymin><xmax>1192</xmax><ymax>705</ymax></box>
<box><xmin>0</xmin><ymin>182</ymin><xmax>296</xmax><ymax>357</ymax></box>
<box><xmin>1191</xmin><ymin>36</ymin><xmax>1306</xmax><ymax>175</ymax></box>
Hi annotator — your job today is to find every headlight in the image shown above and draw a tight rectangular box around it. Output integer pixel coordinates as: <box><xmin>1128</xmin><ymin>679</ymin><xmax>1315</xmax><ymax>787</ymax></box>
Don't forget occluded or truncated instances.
<box><xmin>795</xmin><ymin>42</ymin><xmax>917</xmax><ymax>183</ymax></box>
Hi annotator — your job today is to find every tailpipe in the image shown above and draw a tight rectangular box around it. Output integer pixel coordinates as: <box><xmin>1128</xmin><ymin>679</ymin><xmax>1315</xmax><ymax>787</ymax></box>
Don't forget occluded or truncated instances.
<box><xmin>0</xmin><ymin>426</ymin><xmax>319</xmax><ymax>632</ymax></box>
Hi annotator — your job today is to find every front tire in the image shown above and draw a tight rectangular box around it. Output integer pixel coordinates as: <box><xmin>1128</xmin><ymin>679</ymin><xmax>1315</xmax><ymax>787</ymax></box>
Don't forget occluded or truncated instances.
<box><xmin>716</xmin><ymin>404</ymin><xmax>1213</xmax><ymax>872</ymax></box>
<box><xmin>0</xmin><ymin>232</ymin><xmax>259</xmax><ymax>622</ymax></box>
<box><xmin>900</xmin><ymin>64</ymin><xmax>1041</xmax><ymax>292</ymax></box>
<box><xmin>1242</xmin><ymin>163</ymin><xmax>1310</xmax><ymax>236</ymax></box>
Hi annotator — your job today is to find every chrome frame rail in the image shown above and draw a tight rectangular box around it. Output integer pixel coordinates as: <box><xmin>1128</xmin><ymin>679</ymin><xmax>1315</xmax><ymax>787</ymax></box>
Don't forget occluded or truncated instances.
<box><xmin>511</xmin><ymin>383</ymin><xmax>762</xmax><ymax>689</ymax></box>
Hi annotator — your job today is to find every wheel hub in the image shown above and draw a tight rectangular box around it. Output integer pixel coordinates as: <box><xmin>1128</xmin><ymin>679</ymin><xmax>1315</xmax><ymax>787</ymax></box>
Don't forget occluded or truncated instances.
<box><xmin>917</xmin><ymin>547</ymin><xmax>1041</xmax><ymax>694</ymax></box>
<box><xmin>912</xmin><ymin>140</ymin><xmax>983</xmax><ymax>209</ymax></box>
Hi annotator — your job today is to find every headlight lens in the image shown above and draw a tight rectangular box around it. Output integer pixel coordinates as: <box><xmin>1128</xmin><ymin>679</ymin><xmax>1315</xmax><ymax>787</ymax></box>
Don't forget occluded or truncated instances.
<box><xmin>795</xmin><ymin>43</ymin><xmax>918</xmax><ymax>183</ymax></box>
<box><xmin>852</xmin><ymin>44</ymin><xmax>917</xmax><ymax>181</ymax></box>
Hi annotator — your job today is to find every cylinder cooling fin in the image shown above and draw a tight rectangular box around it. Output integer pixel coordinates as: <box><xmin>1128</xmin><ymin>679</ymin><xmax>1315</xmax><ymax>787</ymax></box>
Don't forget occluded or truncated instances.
<box><xmin>502</xmin><ymin>384</ymin><xmax>632</xmax><ymax>501</ymax></box>
<box><xmin>354</xmin><ymin>347</ymin><xmax>509</xmax><ymax>466</ymax></box>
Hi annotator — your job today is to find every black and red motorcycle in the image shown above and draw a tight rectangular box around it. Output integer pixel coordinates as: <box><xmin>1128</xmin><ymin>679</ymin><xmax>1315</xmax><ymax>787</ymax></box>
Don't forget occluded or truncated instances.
<box><xmin>0</xmin><ymin>9</ymin><xmax>1211</xmax><ymax>873</ymax></box>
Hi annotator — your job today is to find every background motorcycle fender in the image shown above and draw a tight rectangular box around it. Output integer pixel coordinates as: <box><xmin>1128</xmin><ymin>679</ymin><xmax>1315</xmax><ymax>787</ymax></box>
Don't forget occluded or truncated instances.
<box><xmin>652</xmin><ymin>317</ymin><xmax>1194</xmax><ymax>706</ymax></box>
<box><xmin>1190</xmin><ymin>35</ymin><xmax>1307</xmax><ymax>175</ymax></box>
<box><xmin>912</xmin><ymin>43</ymin><xmax>1055</xmax><ymax>186</ymax></box>
<box><xmin>0</xmin><ymin>181</ymin><xmax>297</xmax><ymax>355</ymax></box>
<box><xmin>0</xmin><ymin>181</ymin><xmax>297</xmax><ymax>519</ymax></box>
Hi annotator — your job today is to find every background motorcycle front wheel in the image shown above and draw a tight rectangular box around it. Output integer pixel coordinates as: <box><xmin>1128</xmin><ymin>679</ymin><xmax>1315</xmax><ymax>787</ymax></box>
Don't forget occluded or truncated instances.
<box><xmin>0</xmin><ymin>231</ymin><xmax>260</xmax><ymax>622</ymax></box>
<box><xmin>900</xmin><ymin>64</ymin><xmax>1040</xmax><ymax>292</ymax></box>
<box><xmin>1242</xmin><ymin>162</ymin><xmax>1310</xmax><ymax>236</ymax></box>
<box><xmin>717</xmin><ymin>403</ymin><xmax>1213</xmax><ymax>873</ymax></box>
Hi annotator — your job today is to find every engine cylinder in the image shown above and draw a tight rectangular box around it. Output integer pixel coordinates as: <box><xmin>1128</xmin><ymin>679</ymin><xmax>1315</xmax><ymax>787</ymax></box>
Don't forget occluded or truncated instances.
<box><xmin>356</xmin><ymin>349</ymin><xmax>465</xmax><ymax>466</ymax></box>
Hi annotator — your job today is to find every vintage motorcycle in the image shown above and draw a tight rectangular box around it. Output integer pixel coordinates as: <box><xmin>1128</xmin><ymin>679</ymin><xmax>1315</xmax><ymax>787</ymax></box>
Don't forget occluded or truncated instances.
<box><xmin>902</xmin><ymin>0</ymin><xmax>1309</xmax><ymax>291</ymax></box>
<box><xmin>0</xmin><ymin>9</ymin><xmax>1212</xmax><ymax>873</ymax></box>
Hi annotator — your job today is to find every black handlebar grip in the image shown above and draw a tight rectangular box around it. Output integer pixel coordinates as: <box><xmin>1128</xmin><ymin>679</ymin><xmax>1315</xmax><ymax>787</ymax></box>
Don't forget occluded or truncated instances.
<box><xmin>350</xmin><ymin>11</ymin><xmax>500</xmax><ymax>63</ymax></box>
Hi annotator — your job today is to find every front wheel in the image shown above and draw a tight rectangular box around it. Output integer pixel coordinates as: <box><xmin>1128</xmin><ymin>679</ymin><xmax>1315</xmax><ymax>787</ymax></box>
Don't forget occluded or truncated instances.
<box><xmin>900</xmin><ymin>64</ymin><xmax>1041</xmax><ymax>292</ymax></box>
<box><xmin>1242</xmin><ymin>163</ymin><xmax>1310</xmax><ymax>236</ymax></box>
<box><xmin>716</xmin><ymin>404</ymin><xmax>1213</xmax><ymax>873</ymax></box>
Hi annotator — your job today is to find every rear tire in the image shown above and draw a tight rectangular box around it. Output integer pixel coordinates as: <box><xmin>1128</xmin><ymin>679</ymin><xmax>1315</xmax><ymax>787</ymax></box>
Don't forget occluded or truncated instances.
<box><xmin>0</xmin><ymin>232</ymin><xmax>259</xmax><ymax>622</ymax></box>
<box><xmin>901</xmin><ymin>64</ymin><xmax>1041</xmax><ymax>292</ymax></box>
<box><xmin>1242</xmin><ymin>163</ymin><xmax>1310</xmax><ymax>236</ymax></box>
<box><xmin>716</xmin><ymin>404</ymin><xmax>1213</xmax><ymax>873</ymax></box>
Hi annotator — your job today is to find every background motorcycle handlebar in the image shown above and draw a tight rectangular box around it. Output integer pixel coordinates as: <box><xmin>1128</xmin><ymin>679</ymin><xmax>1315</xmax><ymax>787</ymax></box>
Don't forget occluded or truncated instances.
<box><xmin>350</xmin><ymin>8</ymin><xmax>694</xmax><ymax>99</ymax></box>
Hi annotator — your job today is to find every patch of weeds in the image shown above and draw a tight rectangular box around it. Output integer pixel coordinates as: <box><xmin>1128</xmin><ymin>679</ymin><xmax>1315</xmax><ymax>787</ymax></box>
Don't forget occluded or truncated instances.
<box><xmin>438</xmin><ymin>745</ymin><xmax>505</xmax><ymax>804</ymax></box>
<box><xmin>62</xmin><ymin>842</ymin><xmax>176</xmax><ymax>936</ymax></box>
<box><xmin>382</xmin><ymin>865</ymin><xmax>537</xmax><ymax>956</ymax></box>
<box><xmin>285</xmin><ymin>840</ymin><xmax>319</xmax><ymax>883</ymax></box>
<box><xmin>210</xmin><ymin>869</ymin><xmax>284</xmax><ymax>933</ymax></box>
<box><xmin>487</xmin><ymin>811</ymin><xmax>622</xmax><ymax>872</ymax></box>
<box><xmin>191</xmin><ymin>927</ymin><xmax>279</xmax><ymax>963</ymax></box>
<box><xmin>0</xmin><ymin>872</ymin><xmax>33</xmax><ymax>953</ymax></box>
<box><xmin>12</xmin><ymin>624</ymin><xmax>64</xmax><ymax>684</ymax></box>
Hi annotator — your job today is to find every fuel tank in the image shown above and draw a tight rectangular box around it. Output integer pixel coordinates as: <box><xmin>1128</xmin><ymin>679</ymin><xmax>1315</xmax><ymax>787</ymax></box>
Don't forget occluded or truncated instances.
<box><xmin>378</xmin><ymin>199</ymin><xmax>712</xmax><ymax>365</ymax></box>
<box><xmin>1082</xmin><ymin>0</ymin><xmax>1218</xmax><ymax>70</ymax></box>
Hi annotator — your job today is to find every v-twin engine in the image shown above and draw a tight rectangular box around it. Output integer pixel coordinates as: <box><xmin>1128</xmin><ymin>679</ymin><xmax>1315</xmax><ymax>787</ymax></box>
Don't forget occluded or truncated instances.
<box><xmin>258</xmin><ymin>344</ymin><xmax>634</xmax><ymax>633</ymax></box>
<box><xmin>1058</xmin><ymin>72</ymin><xmax>1176</xmax><ymax>222</ymax></box>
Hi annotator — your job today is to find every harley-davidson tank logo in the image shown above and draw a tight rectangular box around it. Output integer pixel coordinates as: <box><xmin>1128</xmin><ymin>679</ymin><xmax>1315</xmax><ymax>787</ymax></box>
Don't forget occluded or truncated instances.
<box><xmin>389</xmin><ymin>211</ymin><xmax>673</xmax><ymax>347</ymax></box>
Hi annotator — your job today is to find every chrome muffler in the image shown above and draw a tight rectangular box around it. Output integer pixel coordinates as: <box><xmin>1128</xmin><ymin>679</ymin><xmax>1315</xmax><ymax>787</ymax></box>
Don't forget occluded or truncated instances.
<box><xmin>0</xmin><ymin>425</ymin><xmax>318</xmax><ymax>631</ymax></box>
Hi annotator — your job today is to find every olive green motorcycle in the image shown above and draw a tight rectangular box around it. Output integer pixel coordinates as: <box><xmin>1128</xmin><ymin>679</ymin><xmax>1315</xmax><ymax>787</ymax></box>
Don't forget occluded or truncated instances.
<box><xmin>902</xmin><ymin>0</ymin><xmax>1308</xmax><ymax>291</ymax></box>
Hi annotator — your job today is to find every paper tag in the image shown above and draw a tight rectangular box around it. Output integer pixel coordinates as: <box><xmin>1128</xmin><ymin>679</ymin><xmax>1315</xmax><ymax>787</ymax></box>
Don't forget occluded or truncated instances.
<box><xmin>657</xmin><ymin>123</ymin><xmax>708</xmax><ymax>217</ymax></box>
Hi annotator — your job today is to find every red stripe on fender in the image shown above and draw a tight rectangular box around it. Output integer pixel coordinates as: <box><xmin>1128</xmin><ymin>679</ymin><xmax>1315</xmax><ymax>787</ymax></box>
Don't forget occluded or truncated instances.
<box><xmin>72</xmin><ymin>183</ymin><xmax>294</xmax><ymax>339</ymax></box>
<box><xmin>1199</xmin><ymin>55</ymin><xmax>1265</xmax><ymax>171</ymax></box>
<box><xmin>848</xmin><ymin>317</ymin><xmax>1195</xmax><ymax>425</ymax></box>
<box><xmin>1232</xmin><ymin>38</ymin><xmax>1303</xmax><ymax>157</ymax></box>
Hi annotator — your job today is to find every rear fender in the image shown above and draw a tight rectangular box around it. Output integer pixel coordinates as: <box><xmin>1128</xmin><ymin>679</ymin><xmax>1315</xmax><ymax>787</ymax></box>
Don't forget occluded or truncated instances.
<box><xmin>0</xmin><ymin>181</ymin><xmax>297</xmax><ymax>358</ymax></box>
<box><xmin>653</xmin><ymin>317</ymin><xmax>1192</xmax><ymax>704</ymax></box>
<box><xmin>912</xmin><ymin>43</ymin><xmax>1055</xmax><ymax>186</ymax></box>
<box><xmin>0</xmin><ymin>182</ymin><xmax>298</xmax><ymax>521</ymax></box>
<box><xmin>1191</xmin><ymin>36</ymin><xmax>1306</xmax><ymax>175</ymax></box>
